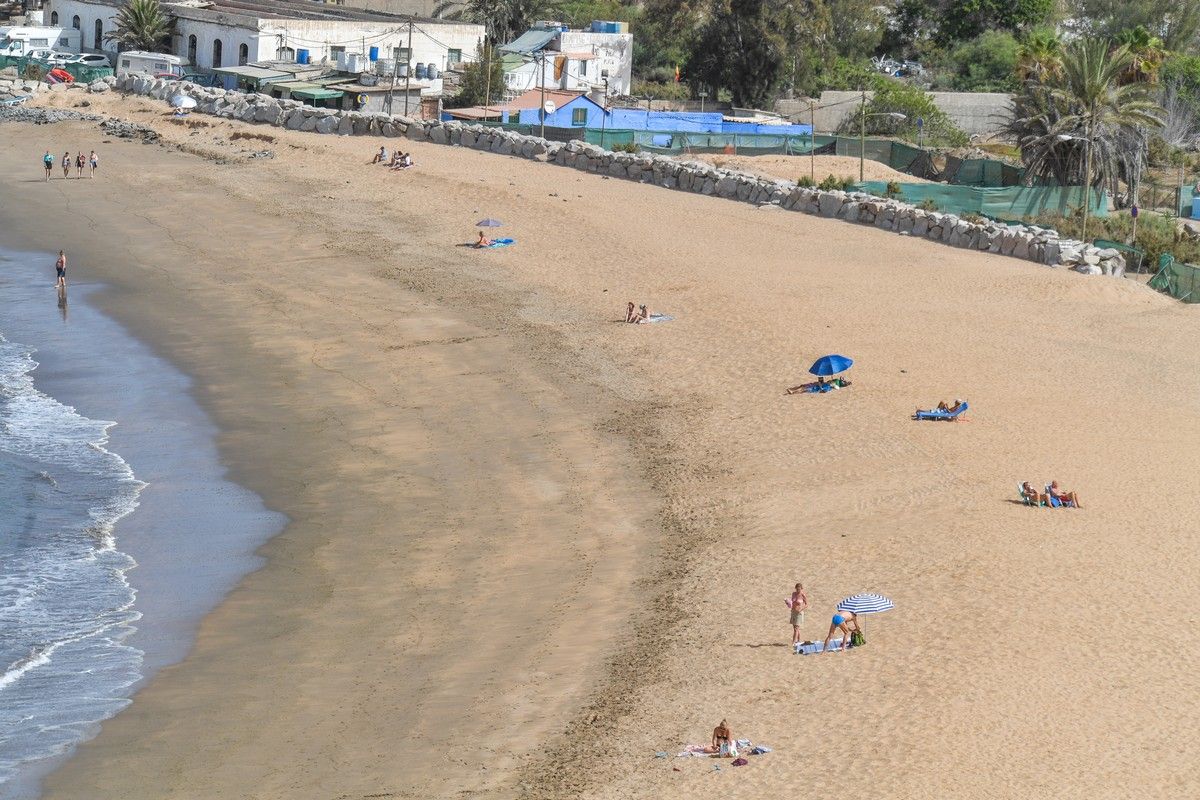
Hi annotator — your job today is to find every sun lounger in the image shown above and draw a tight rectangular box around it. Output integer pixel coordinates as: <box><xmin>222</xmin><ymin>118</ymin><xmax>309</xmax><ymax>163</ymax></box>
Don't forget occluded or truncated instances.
<box><xmin>913</xmin><ymin>401</ymin><xmax>968</xmax><ymax>421</ymax></box>
<box><xmin>1018</xmin><ymin>483</ymin><xmax>1044</xmax><ymax>507</ymax></box>
<box><xmin>1044</xmin><ymin>486</ymin><xmax>1077</xmax><ymax>508</ymax></box>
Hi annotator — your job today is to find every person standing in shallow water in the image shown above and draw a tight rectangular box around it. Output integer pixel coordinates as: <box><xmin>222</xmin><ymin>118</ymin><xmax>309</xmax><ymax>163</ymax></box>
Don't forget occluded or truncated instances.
<box><xmin>55</xmin><ymin>250</ymin><xmax>67</xmax><ymax>290</ymax></box>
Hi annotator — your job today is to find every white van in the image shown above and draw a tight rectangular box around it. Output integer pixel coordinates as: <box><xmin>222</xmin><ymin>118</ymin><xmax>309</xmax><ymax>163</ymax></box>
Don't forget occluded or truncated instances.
<box><xmin>0</xmin><ymin>26</ymin><xmax>82</xmax><ymax>57</ymax></box>
<box><xmin>115</xmin><ymin>51</ymin><xmax>188</xmax><ymax>77</ymax></box>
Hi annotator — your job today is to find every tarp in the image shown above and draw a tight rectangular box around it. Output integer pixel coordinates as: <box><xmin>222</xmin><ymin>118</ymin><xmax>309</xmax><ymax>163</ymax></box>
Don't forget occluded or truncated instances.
<box><xmin>855</xmin><ymin>181</ymin><xmax>1108</xmax><ymax>220</ymax></box>
<box><xmin>290</xmin><ymin>86</ymin><xmax>343</xmax><ymax>100</ymax></box>
<box><xmin>1149</xmin><ymin>255</ymin><xmax>1200</xmax><ymax>302</ymax></box>
<box><xmin>499</xmin><ymin>30</ymin><xmax>557</xmax><ymax>55</ymax></box>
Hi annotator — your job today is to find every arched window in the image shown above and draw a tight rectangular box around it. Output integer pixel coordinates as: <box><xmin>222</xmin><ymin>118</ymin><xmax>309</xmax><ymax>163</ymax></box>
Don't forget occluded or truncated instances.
<box><xmin>50</xmin><ymin>11</ymin><xmax>58</xmax><ymax>24</ymax></box>
<box><xmin>187</xmin><ymin>34</ymin><xmax>197</xmax><ymax>64</ymax></box>
<box><xmin>72</xmin><ymin>15</ymin><xmax>80</xmax><ymax>29</ymax></box>
<box><xmin>211</xmin><ymin>39</ymin><xmax>222</xmax><ymax>68</ymax></box>
<box><xmin>93</xmin><ymin>19</ymin><xmax>102</xmax><ymax>50</ymax></box>
<box><xmin>238</xmin><ymin>43</ymin><xmax>248</xmax><ymax>65</ymax></box>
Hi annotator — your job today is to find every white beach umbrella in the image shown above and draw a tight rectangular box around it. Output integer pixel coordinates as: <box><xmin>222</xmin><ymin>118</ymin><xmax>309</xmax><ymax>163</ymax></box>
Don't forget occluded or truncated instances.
<box><xmin>169</xmin><ymin>93</ymin><xmax>197</xmax><ymax>110</ymax></box>
<box><xmin>836</xmin><ymin>594</ymin><xmax>895</xmax><ymax>614</ymax></box>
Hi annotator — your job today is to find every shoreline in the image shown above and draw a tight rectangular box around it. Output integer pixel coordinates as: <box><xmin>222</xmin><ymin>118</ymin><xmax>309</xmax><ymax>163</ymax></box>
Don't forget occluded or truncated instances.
<box><xmin>0</xmin><ymin>113</ymin><xmax>661</xmax><ymax>798</ymax></box>
<box><xmin>0</xmin><ymin>251</ymin><xmax>284</xmax><ymax>798</ymax></box>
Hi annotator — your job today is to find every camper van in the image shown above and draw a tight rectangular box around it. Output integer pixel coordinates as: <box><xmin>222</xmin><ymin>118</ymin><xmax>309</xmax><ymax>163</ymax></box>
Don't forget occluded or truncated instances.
<box><xmin>115</xmin><ymin>51</ymin><xmax>188</xmax><ymax>78</ymax></box>
<box><xmin>0</xmin><ymin>26</ymin><xmax>82</xmax><ymax>57</ymax></box>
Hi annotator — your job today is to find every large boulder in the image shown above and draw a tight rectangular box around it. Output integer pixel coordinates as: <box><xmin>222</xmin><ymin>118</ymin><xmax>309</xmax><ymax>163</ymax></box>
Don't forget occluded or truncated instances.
<box><xmin>817</xmin><ymin>191</ymin><xmax>844</xmax><ymax>217</ymax></box>
<box><xmin>315</xmin><ymin>115</ymin><xmax>339</xmax><ymax>134</ymax></box>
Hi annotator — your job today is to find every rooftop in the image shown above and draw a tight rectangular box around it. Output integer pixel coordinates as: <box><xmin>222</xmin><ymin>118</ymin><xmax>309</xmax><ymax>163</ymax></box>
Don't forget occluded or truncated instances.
<box><xmin>158</xmin><ymin>0</ymin><xmax>470</xmax><ymax>24</ymax></box>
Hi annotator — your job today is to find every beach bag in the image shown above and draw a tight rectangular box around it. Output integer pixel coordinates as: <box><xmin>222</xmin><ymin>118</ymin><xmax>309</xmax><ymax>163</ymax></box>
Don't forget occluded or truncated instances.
<box><xmin>850</xmin><ymin>630</ymin><xmax>865</xmax><ymax>647</ymax></box>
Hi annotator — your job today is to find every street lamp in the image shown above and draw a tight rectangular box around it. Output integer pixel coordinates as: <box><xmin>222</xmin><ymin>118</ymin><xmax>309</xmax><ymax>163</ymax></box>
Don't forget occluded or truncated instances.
<box><xmin>600</xmin><ymin>70</ymin><xmax>609</xmax><ymax>149</ymax></box>
<box><xmin>858</xmin><ymin>90</ymin><xmax>906</xmax><ymax>181</ymax></box>
<box><xmin>1058</xmin><ymin>131</ymin><xmax>1093</xmax><ymax>242</ymax></box>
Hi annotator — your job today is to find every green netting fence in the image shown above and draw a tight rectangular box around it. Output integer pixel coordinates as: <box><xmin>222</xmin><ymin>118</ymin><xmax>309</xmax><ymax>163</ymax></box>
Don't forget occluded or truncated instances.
<box><xmin>855</xmin><ymin>180</ymin><xmax>1108</xmax><ymax>220</ymax></box>
<box><xmin>0</xmin><ymin>55</ymin><xmax>114</xmax><ymax>84</ymax></box>
<box><xmin>1148</xmin><ymin>255</ymin><xmax>1200</xmax><ymax>302</ymax></box>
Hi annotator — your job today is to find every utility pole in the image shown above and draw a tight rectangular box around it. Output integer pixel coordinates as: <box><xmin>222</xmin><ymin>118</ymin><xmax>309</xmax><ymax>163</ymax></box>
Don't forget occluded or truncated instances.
<box><xmin>809</xmin><ymin>98</ymin><xmax>816</xmax><ymax>183</ymax></box>
<box><xmin>386</xmin><ymin>28</ymin><xmax>400</xmax><ymax>114</ymax></box>
<box><xmin>483</xmin><ymin>44</ymin><xmax>491</xmax><ymax>121</ymax></box>
<box><xmin>404</xmin><ymin>18</ymin><xmax>413</xmax><ymax>116</ymax></box>
<box><xmin>539</xmin><ymin>49</ymin><xmax>546</xmax><ymax>138</ymax></box>
<box><xmin>859</xmin><ymin>88</ymin><xmax>866</xmax><ymax>183</ymax></box>
<box><xmin>600</xmin><ymin>73</ymin><xmax>609</xmax><ymax>148</ymax></box>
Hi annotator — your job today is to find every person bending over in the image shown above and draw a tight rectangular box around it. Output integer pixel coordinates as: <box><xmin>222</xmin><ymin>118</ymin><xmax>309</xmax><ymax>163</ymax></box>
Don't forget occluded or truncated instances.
<box><xmin>823</xmin><ymin>610</ymin><xmax>860</xmax><ymax>652</ymax></box>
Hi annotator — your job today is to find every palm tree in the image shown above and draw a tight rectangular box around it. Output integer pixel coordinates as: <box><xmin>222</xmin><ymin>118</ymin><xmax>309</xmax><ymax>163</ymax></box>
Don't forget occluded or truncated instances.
<box><xmin>1009</xmin><ymin>39</ymin><xmax>1164</xmax><ymax>238</ymax></box>
<box><xmin>1015</xmin><ymin>28</ymin><xmax>1063</xmax><ymax>82</ymax></box>
<box><xmin>1114</xmin><ymin>25</ymin><xmax>1167</xmax><ymax>85</ymax></box>
<box><xmin>433</xmin><ymin>0</ymin><xmax>564</xmax><ymax>46</ymax></box>
<box><xmin>104</xmin><ymin>0</ymin><xmax>173</xmax><ymax>53</ymax></box>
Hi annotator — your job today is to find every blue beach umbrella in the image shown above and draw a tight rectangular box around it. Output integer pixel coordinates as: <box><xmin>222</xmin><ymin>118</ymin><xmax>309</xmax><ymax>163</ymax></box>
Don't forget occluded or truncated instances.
<box><xmin>809</xmin><ymin>354</ymin><xmax>854</xmax><ymax>377</ymax></box>
<box><xmin>836</xmin><ymin>594</ymin><xmax>895</xmax><ymax>614</ymax></box>
<box><xmin>476</xmin><ymin>218</ymin><xmax>503</xmax><ymax>228</ymax></box>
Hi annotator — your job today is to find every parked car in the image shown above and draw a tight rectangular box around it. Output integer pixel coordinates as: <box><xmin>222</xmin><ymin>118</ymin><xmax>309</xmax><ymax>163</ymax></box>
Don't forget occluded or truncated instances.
<box><xmin>181</xmin><ymin>72</ymin><xmax>221</xmax><ymax>87</ymax></box>
<box><xmin>75</xmin><ymin>53</ymin><xmax>111</xmax><ymax>68</ymax></box>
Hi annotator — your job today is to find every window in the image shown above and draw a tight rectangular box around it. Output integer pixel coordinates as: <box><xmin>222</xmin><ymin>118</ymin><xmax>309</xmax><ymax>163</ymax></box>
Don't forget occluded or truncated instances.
<box><xmin>579</xmin><ymin>58</ymin><xmax>587</xmax><ymax>76</ymax></box>
<box><xmin>238</xmin><ymin>43</ymin><xmax>248</xmax><ymax>65</ymax></box>
<box><xmin>448</xmin><ymin>48</ymin><xmax>461</xmax><ymax>64</ymax></box>
<box><xmin>277</xmin><ymin>46</ymin><xmax>295</xmax><ymax>61</ymax></box>
<box><xmin>212</xmin><ymin>38</ymin><xmax>222</xmax><ymax>68</ymax></box>
<box><xmin>50</xmin><ymin>11</ymin><xmax>58</xmax><ymax>24</ymax></box>
<box><xmin>330</xmin><ymin>45</ymin><xmax>345</xmax><ymax>60</ymax></box>
<box><xmin>393</xmin><ymin>46</ymin><xmax>410</xmax><ymax>62</ymax></box>
<box><xmin>187</xmin><ymin>34</ymin><xmax>197</xmax><ymax>63</ymax></box>
<box><xmin>30</xmin><ymin>38</ymin><xmax>48</xmax><ymax>46</ymax></box>
<box><xmin>93</xmin><ymin>19</ymin><xmax>102</xmax><ymax>50</ymax></box>
<box><xmin>72</xmin><ymin>15</ymin><xmax>80</xmax><ymax>29</ymax></box>
<box><xmin>571</xmin><ymin>107</ymin><xmax>587</xmax><ymax>126</ymax></box>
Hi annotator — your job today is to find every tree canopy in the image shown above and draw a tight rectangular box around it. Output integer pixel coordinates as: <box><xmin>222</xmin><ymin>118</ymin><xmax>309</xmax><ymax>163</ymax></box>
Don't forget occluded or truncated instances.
<box><xmin>105</xmin><ymin>0</ymin><xmax>173</xmax><ymax>53</ymax></box>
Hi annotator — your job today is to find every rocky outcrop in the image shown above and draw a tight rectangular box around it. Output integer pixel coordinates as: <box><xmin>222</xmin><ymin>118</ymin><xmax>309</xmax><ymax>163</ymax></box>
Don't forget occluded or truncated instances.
<box><xmin>104</xmin><ymin>72</ymin><xmax>1126</xmax><ymax>277</ymax></box>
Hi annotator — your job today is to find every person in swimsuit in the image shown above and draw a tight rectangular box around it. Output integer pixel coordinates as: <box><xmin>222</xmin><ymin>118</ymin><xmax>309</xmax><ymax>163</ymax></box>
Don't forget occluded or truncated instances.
<box><xmin>1047</xmin><ymin>481</ymin><xmax>1081</xmax><ymax>508</ymax></box>
<box><xmin>54</xmin><ymin>250</ymin><xmax>67</xmax><ymax>289</ymax></box>
<box><xmin>477</xmin><ymin>230</ymin><xmax>494</xmax><ymax>248</ymax></box>
<box><xmin>1021</xmin><ymin>481</ymin><xmax>1048</xmax><ymax>506</ymax></box>
<box><xmin>43</xmin><ymin>150</ymin><xmax>54</xmax><ymax>180</ymax></box>
<box><xmin>788</xmin><ymin>583</ymin><xmax>809</xmax><ymax>646</ymax></box>
<box><xmin>707</xmin><ymin>719</ymin><xmax>736</xmax><ymax>756</ymax></box>
<box><xmin>62</xmin><ymin>151</ymin><xmax>71</xmax><ymax>179</ymax></box>
<box><xmin>625</xmin><ymin>301</ymin><xmax>638</xmax><ymax>323</ymax></box>
<box><xmin>75</xmin><ymin>152</ymin><xmax>86</xmax><ymax>178</ymax></box>
<box><xmin>633</xmin><ymin>304</ymin><xmax>652</xmax><ymax>323</ymax></box>
<box><xmin>823</xmin><ymin>610</ymin><xmax>859</xmax><ymax>652</ymax></box>
<box><xmin>89</xmin><ymin>150</ymin><xmax>98</xmax><ymax>177</ymax></box>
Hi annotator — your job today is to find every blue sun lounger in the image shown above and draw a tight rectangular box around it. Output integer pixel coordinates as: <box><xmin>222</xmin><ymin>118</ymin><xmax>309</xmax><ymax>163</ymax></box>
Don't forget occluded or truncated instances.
<box><xmin>913</xmin><ymin>401</ymin><xmax>968</xmax><ymax>421</ymax></box>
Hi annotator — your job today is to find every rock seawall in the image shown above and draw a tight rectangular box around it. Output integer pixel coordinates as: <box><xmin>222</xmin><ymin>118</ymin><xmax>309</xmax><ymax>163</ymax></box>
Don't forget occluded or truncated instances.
<box><xmin>99</xmin><ymin>73</ymin><xmax>1129</xmax><ymax>276</ymax></box>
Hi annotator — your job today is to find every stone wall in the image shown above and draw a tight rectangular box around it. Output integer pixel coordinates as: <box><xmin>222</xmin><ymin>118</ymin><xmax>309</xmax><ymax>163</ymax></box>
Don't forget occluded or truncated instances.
<box><xmin>101</xmin><ymin>73</ymin><xmax>1125</xmax><ymax>278</ymax></box>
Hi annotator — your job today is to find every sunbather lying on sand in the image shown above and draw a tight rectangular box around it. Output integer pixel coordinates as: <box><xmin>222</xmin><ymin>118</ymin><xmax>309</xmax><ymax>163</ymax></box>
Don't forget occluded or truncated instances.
<box><xmin>1048</xmin><ymin>481</ymin><xmax>1081</xmax><ymax>508</ymax></box>
<box><xmin>786</xmin><ymin>376</ymin><xmax>851</xmax><ymax>394</ymax></box>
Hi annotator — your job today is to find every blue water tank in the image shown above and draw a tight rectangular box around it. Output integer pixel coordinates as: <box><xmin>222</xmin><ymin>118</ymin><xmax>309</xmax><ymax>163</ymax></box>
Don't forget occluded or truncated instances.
<box><xmin>369</xmin><ymin>46</ymin><xmax>379</xmax><ymax>61</ymax></box>
<box><xmin>427</xmin><ymin>63</ymin><xmax>439</xmax><ymax>79</ymax></box>
<box><xmin>297</xmin><ymin>48</ymin><xmax>309</xmax><ymax>64</ymax></box>
<box><xmin>1193</xmin><ymin>197</ymin><xmax>1200</xmax><ymax>219</ymax></box>
<box><xmin>415</xmin><ymin>63</ymin><xmax>427</xmax><ymax>79</ymax></box>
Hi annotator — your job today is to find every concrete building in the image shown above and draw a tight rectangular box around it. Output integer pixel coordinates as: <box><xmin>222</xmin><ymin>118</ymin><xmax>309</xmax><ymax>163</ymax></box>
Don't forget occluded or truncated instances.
<box><xmin>498</xmin><ymin>23</ymin><xmax>632</xmax><ymax>98</ymax></box>
<box><xmin>45</xmin><ymin>0</ymin><xmax>483</xmax><ymax>74</ymax></box>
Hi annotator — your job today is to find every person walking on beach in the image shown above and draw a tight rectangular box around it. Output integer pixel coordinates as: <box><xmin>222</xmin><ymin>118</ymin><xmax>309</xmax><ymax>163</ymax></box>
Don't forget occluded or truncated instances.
<box><xmin>61</xmin><ymin>151</ymin><xmax>71</xmax><ymax>179</ymax></box>
<box><xmin>787</xmin><ymin>583</ymin><xmax>809</xmax><ymax>646</ymax></box>
<box><xmin>89</xmin><ymin>150</ymin><xmax>98</xmax><ymax>178</ymax></box>
<box><xmin>54</xmin><ymin>250</ymin><xmax>67</xmax><ymax>290</ymax></box>
<box><xmin>75</xmin><ymin>152</ymin><xmax>86</xmax><ymax>178</ymax></box>
<box><xmin>43</xmin><ymin>150</ymin><xmax>54</xmax><ymax>180</ymax></box>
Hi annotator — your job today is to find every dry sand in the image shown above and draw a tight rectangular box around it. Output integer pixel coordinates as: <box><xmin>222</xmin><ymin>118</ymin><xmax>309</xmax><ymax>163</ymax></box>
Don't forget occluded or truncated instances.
<box><xmin>693</xmin><ymin>153</ymin><xmax>930</xmax><ymax>184</ymax></box>
<box><xmin>7</xmin><ymin>91</ymin><xmax>1200</xmax><ymax>799</ymax></box>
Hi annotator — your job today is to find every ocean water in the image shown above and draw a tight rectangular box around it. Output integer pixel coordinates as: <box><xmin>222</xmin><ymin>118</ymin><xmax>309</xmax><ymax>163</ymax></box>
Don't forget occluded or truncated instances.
<box><xmin>0</xmin><ymin>249</ymin><xmax>285</xmax><ymax>798</ymax></box>
<box><xmin>0</xmin><ymin>328</ymin><xmax>145</xmax><ymax>785</ymax></box>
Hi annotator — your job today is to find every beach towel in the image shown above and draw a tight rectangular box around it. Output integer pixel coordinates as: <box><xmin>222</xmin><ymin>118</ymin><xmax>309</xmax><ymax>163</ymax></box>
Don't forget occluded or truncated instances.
<box><xmin>641</xmin><ymin>313</ymin><xmax>673</xmax><ymax>323</ymax></box>
<box><xmin>473</xmin><ymin>238</ymin><xmax>515</xmax><ymax>250</ymax></box>
<box><xmin>794</xmin><ymin>639</ymin><xmax>853</xmax><ymax>654</ymax></box>
<box><xmin>914</xmin><ymin>401</ymin><xmax>968</xmax><ymax>421</ymax></box>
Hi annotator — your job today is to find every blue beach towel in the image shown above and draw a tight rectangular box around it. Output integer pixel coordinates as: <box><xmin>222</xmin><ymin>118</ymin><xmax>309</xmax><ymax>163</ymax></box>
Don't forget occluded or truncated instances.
<box><xmin>486</xmin><ymin>238</ymin><xmax>515</xmax><ymax>249</ymax></box>
<box><xmin>914</xmin><ymin>401</ymin><xmax>968</xmax><ymax>421</ymax></box>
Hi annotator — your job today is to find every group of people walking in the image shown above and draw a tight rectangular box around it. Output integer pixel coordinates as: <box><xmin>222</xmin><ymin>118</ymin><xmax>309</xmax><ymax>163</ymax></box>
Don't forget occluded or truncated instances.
<box><xmin>43</xmin><ymin>149</ymin><xmax>99</xmax><ymax>180</ymax></box>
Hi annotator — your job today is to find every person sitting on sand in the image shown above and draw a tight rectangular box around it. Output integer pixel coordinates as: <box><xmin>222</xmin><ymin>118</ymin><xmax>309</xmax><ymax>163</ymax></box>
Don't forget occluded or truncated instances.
<box><xmin>1047</xmin><ymin>480</ymin><xmax>1081</xmax><ymax>508</ymax></box>
<box><xmin>625</xmin><ymin>301</ymin><xmax>638</xmax><ymax>323</ymax></box>
<box><xmin>633</xmin><ymin>304</ymin><xmax>653</xmax><ymax>323</ymax></box>
<box><xmin>822</xmin><ymin>610</ymin><xmax>860</xmax><ymax>653</ymax></box>
<box><xmin>1021</xmin><ymin>481</ymin><xmax>1049</xmax><ymax>506</ymax></box>
<box><xmin>707</xmin><ymin>719</ymin><xmax>737</xmax><ymax>757</ymax></box>
<box><xmin>788</xmin><ymin>583</ymin><xmax>809</xmax><ymax>646</ymax></box>
<box><xmin>477</xmin><ymin>230</ymin><xmax>494</xmax><ymax>248</ymax></box>
<box><xmin>399</xmin><ymin>153</ymin><xmax>413</xmax><ymax>169</ymax></box>
<box><xmin>372</xmin><ymin>146</ymin><xmax>387</xmax><ymax>164</ymax></box>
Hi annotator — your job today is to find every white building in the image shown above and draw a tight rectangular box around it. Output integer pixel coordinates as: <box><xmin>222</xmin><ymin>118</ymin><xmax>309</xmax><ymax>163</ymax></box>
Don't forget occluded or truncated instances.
<box><xmin>499</xmin><ymin>23</ymin><xmax>632</xmax><ymax>98</ymax></box>
<box><xmin>45</xmin><ymin>0</ymin><xmax>483</xmax><ymax>73</ymax></box>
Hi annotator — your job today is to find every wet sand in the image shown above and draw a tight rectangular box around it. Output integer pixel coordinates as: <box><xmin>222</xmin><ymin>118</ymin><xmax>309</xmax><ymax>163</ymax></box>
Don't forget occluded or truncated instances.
<box><xmin>5</xmin><ymin>91</ymin><xmax>1200</xmax><ymax>799</ymax></box>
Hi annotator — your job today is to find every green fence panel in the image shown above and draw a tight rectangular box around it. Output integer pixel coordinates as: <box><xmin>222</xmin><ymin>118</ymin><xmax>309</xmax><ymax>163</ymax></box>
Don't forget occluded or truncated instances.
<box><xmin>1149</xmin><ymin>255</ymin><xmax>1200</xmax><ymax>302</ymax></box>
<box><xmin>856</xmin><ymin>181</ymin><xmax>1108</xmax><ymax>219</ymax></box>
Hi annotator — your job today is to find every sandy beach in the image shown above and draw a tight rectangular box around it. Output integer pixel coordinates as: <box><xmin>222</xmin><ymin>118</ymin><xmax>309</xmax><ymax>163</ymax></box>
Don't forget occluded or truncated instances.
<box><xmin>5</xmin><ymin>90</ymin><xmax>1200</xmax><ymax>799</ymax></box>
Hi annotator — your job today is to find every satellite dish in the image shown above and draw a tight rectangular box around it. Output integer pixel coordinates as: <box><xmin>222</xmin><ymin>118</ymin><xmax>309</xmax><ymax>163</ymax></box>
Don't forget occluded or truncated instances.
<box><xmin>543</xmin><ymin>100</ymin><xmax>556</xmax><ymax>114</ymax></box>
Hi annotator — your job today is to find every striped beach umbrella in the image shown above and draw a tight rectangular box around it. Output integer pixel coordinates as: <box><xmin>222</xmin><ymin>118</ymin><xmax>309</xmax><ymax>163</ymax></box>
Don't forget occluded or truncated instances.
<box><xmin>836</xmin><ymin>594</ymin><xmax>895</xmax><ymax>614</ymax></box>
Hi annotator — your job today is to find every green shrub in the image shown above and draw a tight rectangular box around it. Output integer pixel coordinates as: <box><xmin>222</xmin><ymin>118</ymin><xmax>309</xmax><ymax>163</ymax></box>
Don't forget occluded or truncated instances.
<box><xmin>609</xmin><ymin>142</ymin><xmax>639</xmax><ymax>153</ymax></box>
<box><xmin>885</xmin><ymin>180</ymin><xmax>902</xmax><ymax>198</ymax></box>
<box><xmin>837</xmin><ymin>76</ymin><xmax>969</xmax><ymax>148</ymax></box>
<box><xmin>630</xmin><ymin>80</ymin><xmax>691</xmax><ymax>103</ymax></box>
<box><xmin>917</xmin><ymin>197</ymin><xmax>939</xmax><ymax>211</ymax></box>
<box><xmin>797</xmin><ymin>175</ymin><xmax>815</xmax><ymax>188</ymax></box>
